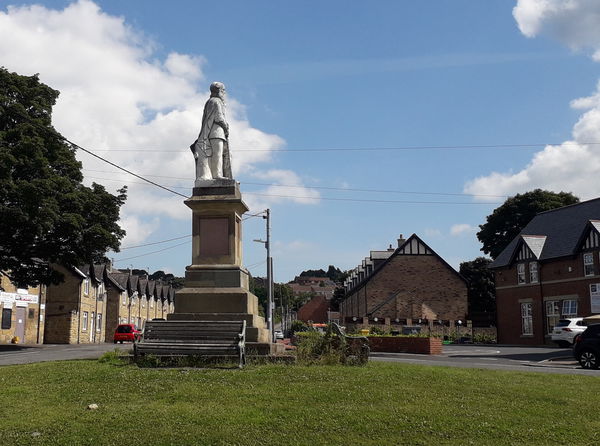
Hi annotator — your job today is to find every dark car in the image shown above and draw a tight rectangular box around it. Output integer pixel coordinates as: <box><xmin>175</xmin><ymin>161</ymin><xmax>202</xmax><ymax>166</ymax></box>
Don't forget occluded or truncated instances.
<box><xmin>113</xmin><ymin>323</ymin><xmax>141</xmax><ymax>344</ymax></box>
<box><xmin>573</xmin><ymin>324</ymin><xmax>600</xmax><ymax>369</ymax></box>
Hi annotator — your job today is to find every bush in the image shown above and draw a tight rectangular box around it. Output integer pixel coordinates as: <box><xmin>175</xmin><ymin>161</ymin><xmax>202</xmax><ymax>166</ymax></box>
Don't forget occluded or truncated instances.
<box><xmin>98</xmin><ymin>349</ymin><xmax>129</xmax><ymax>366</ymax></box>
<box><xmin>295</xmin><ymin>326</ymin><xmax>368</xmax><ymax>366</ymax></box>
<box><xmin>369</xmin><ymin>326</ymin><xmax>387</xmax><ymax>335</ymax></box>
<box><xmin>290</xmin><ymin>320</ymin><xmax>309</xmax><ymax>335</ymax></box>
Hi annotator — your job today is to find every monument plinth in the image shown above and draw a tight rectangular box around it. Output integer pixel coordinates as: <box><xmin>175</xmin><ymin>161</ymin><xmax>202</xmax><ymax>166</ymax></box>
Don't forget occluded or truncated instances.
<box><xmin>170</xmin><ymin>181</ymin><xmax>281</xmax><ymax>354</ymax></box>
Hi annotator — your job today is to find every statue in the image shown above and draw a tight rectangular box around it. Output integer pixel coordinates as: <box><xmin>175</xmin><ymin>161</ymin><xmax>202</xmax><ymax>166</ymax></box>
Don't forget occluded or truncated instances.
<box><xmin>190</xmin><ymin>82</ymin><xmax>232</xmax><ymax>183</ymax></box>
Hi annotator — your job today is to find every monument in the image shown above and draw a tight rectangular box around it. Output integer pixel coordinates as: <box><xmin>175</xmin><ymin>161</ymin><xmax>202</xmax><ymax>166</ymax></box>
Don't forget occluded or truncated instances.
<box><xmin>169</xmin><ymin>82</ymin><xmax>281</xmax><ymax>355</ymax></box>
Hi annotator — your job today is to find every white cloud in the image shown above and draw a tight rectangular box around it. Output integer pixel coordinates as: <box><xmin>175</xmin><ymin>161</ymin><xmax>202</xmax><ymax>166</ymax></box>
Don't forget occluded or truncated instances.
<box><xmin>424</xmin><ymin>228</ymin><xmax>442</xmax><ymax>237</ymax></box>
<box><xmin>0</xmin><ymin>0</ymin><xmax>301</xmax><ymax>243</ymax></box>
<box><xmin>450</xmin><ymin>224</ymin><xmax>476</xmax><ymax>236</ymax></box>
<box><xmin>119</xmin><ymin>216</ymin><xmax>160</xmax><ymax>246</ymax></box>
<box><xmin>514</xmin><ymin>0</ymin><xmax>600</xmax><ymax>60</ymax></box>
<box><xmin>246</xmin><ymin>168</ymin><xmax>321</xmax><ymax>206</ymax></box>
<box><xmin>465</xmin><ymin>1</ymin><xmax>600</xmax><ymax>200</ymax></box>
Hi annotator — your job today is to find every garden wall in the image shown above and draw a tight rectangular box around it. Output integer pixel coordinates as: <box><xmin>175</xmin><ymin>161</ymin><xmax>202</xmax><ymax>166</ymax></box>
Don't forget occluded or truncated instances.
<box><xmin>368</xmin><ymin>336</ymin><xmax>442</xmax><ymax>355</ymax></box>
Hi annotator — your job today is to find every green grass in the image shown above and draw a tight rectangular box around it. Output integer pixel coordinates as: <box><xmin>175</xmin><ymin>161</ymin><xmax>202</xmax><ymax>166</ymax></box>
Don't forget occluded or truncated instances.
<box><xmin>0</xmin><ymin>359</ymin><xmax>598</xmax><ymax>445</ymax></box>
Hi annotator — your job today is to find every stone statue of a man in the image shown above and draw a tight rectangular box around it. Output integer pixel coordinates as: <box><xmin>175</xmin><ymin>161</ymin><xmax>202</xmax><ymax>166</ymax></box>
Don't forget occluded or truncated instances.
<box><xmin>190</xmin><ymin>82</ymin><xmax>232</xmax><ymax>183</ymax></box>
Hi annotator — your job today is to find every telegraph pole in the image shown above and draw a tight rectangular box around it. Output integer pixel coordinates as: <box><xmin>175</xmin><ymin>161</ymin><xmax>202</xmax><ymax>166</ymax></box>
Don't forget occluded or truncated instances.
<box><xmin>266</xmin><ymin>209</ymin><xmax>274</xmax><ymax>343</ymax></box>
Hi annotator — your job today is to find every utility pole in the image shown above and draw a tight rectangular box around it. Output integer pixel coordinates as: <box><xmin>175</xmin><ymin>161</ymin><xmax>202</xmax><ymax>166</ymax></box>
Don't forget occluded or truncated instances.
<box><xmin>266</xmin><ymin>209</ymin><xmax>274</xmax><ymax>343</ymax></box>
<box><xmin>254</xmin><ymin>209</ymin><xmax>274</xmax><ymax>343</ymax></box>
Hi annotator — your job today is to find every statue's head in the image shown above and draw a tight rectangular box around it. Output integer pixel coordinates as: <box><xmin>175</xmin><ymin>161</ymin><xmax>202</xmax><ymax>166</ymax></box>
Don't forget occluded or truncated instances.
<box><xmin>210</xmin><ymin>82</ymin><xmax>226</xmax><ymax>99</ymax></box>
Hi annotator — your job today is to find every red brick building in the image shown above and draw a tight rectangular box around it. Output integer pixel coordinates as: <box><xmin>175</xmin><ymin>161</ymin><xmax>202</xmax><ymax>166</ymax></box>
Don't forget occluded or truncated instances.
<box><xmin>492</xmin><ymin>198</ymin><xmax>600</xmax><ymax>345</ymax></box>
<box><xmin>340</xmin><ymin>234</ymin><xmax>467</xmax><ymax>329</ymax></box>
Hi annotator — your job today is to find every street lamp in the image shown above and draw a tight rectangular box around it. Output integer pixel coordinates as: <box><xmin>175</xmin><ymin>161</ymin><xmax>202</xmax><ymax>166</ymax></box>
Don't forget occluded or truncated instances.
<box><xmin>252</xmin><ymin>209</ymin><xmax>273</xmax><ymax>343</ymax></box>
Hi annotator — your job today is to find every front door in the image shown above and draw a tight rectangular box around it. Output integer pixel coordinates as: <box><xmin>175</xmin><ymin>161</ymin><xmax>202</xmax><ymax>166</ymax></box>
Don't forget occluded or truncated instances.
<box><xmin>90</xmin><ymin>312</ymin><xmax>95</xmax><ymax>342</ymax></box>
<box><xmin>15</xmin><ymin>307</ymin><xmax>26</xmax><ymax>341</ymax></box>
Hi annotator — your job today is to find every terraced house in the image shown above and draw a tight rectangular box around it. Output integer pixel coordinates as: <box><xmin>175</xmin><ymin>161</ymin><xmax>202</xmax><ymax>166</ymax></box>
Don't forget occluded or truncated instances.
<box><xmin>0</xmin><ymin>272</ymin><xmax>46</xmax><ymax>344</ymax></box>
<box><xmin>492</xmin><ymin>198</ymin><xmax>600</xmax><ymax>345</ymax></box>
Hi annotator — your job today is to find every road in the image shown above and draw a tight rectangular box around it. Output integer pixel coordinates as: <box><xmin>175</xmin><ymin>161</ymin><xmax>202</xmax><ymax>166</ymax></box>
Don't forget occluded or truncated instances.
<box><xmin>0</xmin><ymin>343</ymin><xmax>596</xmax><ymax>375</ymax></box>
<box><xmin>0</xmin><ymin>343</ymin><xmax>130</xmax><ymax>366</ymax></box>
<box><xmin>371</xmin><ymin>344</ymin><xmax>597</xmax><ymax>375</ymax></box>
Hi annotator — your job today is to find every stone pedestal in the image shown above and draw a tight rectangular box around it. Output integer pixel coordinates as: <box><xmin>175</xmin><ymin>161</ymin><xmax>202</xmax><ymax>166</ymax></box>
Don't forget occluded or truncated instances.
<box><xmin>170</xmin><ymin>180</ymin><xmax>282</xmax><ymax>355</ymax></box>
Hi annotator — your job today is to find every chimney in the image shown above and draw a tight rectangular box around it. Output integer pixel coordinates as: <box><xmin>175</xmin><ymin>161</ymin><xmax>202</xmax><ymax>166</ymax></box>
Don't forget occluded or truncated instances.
<box><xmin>397</xmin><ymin>234</ymin><xmax>406</xmax><ymax>248</ymax></box>
<box><xmin>387</xmin><ymin>244</ymin><xmax>394</xmax><ymax>252</ymax></box>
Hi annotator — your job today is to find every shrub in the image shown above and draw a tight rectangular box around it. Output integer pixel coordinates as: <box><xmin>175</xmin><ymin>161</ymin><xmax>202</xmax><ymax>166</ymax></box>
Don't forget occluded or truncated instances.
<box><xmin>369</xmin><ymin>326</ymin><xmax>387</xmax><ymax>335</ymax></box>
<box><xmin>98</xmin><ymin>349</ymin><xmax>129</xmax><ymax>366</ymax></box>
<box><xmin>290</xmin><ymin>320</ymin><xmax>310</xmax><ymax>335</ymax></box>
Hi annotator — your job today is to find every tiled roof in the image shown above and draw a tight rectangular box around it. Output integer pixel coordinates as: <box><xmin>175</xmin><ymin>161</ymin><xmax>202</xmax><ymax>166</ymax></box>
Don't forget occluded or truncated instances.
<box><xmin>107</xmin><ymin>272</ymin><xmax>128</xmax><ymax>291</ymax></box>
<box><xmin>492</xmin><ymin>197</ymin><xmax>600</xmax><ymax>268</ymax></box>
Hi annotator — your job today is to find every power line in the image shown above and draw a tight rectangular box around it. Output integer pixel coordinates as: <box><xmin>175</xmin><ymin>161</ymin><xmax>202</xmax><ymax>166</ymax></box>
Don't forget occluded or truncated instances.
<box><xmin>113</xmin><ymin>240</ymin><xmax>190</xmax><ymax>262</ymax></box>
<box><xmin>15</xmin><ymin>114</ymin><xmax>189</xmax><ymax>199</ymax></box>
<box><xmin>83</xmin><ymin>170</ymin><xmax>506</xmax><ymax>199</ymax></box>
<box><xmin>120</xmin><ymin>235</ymin><xmax>191</xmax><ymax>250</ymax></box>
<box><xmin>76</xmin><ymin>141</ymin><xmax>600</xmax><ymax>153</ymax></box>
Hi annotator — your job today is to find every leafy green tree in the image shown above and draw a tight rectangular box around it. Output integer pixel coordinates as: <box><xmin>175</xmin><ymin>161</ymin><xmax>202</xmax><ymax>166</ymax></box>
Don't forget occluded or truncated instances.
<box><xmin>0</xmin><ymin>68</ymin><xmax>126</xmax><ymax>286</ymax></box>
<box><xmin>329</xmin><ymin>286</ymin><xmax>346</xmax><ymax>312</ymax></box>
<box><xmin>477</xmin><ymin>189</ymin><xmax>579</xmax><ymax>259</ymax></box>
<box><xmin>459</xmin><ymin>257</ymin><xmax>496</xmax><ymax>314</ymax></box>
<box><xmin>149</xmin><ymin>270</ymin><xmax>184</xmax><ymax>289</ymax></box>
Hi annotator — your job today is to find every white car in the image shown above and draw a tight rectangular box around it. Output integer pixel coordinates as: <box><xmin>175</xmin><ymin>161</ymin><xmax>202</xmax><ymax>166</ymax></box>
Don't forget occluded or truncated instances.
<box><xmin>551</xmin><ymin>318</ymin><xmax>586</xmax><ymax>347</ymax></box>
<box><xmin>274</xmin><ymin>330</ymin><xmax>284</xmax><ymax>340</ymax></box>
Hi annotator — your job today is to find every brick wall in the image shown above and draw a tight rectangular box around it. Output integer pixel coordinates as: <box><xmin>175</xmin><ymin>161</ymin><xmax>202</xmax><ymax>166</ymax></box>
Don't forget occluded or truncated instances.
<box><xmin>495</xmin><ymin>250</ymin><xmax>600</xmax><ymax>344</ymax></box>
<box><xmin>297</xmin><ymin>295</ymin><xmax>329</xmax><ymax>323</ymax></box>
<box><xmin>342</xmin><ymin>254</ymin><xmax>467</xmax><ymax>322</ymax></box>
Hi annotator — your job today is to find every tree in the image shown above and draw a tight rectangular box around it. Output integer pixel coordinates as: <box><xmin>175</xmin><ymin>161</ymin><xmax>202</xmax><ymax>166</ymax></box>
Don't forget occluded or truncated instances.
<box><xmin>459</xmin><ymin>257</ymin><xmax>496</xmax><ymax>314</ymax></box>
<box><xmin>149</xmin><ymin>270</ymin><xmax>185</xmax><ymax>290</ymax></box>
<box><xmin>477</xmin><ymin>189</ymin><xmax>579</xmax><ymax>259</ymax></box>
<box><xmin>0</xmin><ymin>68</ymin><xmax>126</xmax><ymax>286</ymax></box>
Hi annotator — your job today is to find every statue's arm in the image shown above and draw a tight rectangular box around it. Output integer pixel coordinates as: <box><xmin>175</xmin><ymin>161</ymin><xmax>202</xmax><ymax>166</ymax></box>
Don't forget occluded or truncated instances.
<box><xmin>213</xmin><ymin>103</ymin><xmax>229</xmax><ymax>138</ymax></box>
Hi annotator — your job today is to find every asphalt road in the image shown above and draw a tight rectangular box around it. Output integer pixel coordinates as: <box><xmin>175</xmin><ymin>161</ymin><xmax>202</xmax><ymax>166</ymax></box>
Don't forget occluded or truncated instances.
<box><xmin>371</xmin><ymin>344</ymin><xmax>598</xmax><ymax>375</ymax></box>
<box><xmin>0</xmin><ymin>343</ymin><xmax>130</xmax><ymax>366</ymax></box>
<box><xmin>0</xmin><ymin>343</ymin><xmax>596</xmax><ymax>375</ymax></box>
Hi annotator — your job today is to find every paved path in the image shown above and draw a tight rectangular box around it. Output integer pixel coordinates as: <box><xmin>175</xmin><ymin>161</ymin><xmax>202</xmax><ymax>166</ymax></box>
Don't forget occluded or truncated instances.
<box><xmin>0</xmin><ymin>343</ymin><xmax>130</xmax><ymax>366</ymax></box>
<box><xmin>370</xmin><ymin>344</ymin><xmax>596</xmax><ymax>375</ymax></box>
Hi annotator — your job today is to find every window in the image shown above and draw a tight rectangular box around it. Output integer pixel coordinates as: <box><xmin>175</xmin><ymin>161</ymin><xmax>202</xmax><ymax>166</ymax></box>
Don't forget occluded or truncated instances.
<box><xmin>562</xmin><ymin>299</ymin><xmax>578</xmax><ymax>317</ymax></box>
<box><xmin>529</xmin><ymin>262</ymin><xmax>538</xmax><ymax>283</ymax></box>
<box><xmin>545</xmin><ymin>301</ymin><xmax>560</xmax><ymax>335</ymax></box>
<box><xmin>83</xmin><ymin>279</ymin><xmax>90</xmax><ymax>295</ymax></box>
<box><xmin>521</xmin><ymin>303</ymin><xmax>533</xmax><ymax>335</ymax></box>
<box><xmin>151</xmin><ymin>299</ymin><xmax>154</xmax><ymax>308</ymax></box>
<box><xmin>142</xmin><ymin>296</ymin><xmax>145</xmax><ymax>308</ymax></box>
<box><xmin>584</xmin><ymin>252</ymin><xmax>595</xmax><ymax>276</ymax></box>
<box><xmin>96</xmin><ymin>313</ymin><xmax>102</xmax><ymax>332</ymax></box>
<box><xmin>82</xmin><ymin>311</ymin><xmax>88</xmax><ymax>331</ymax></box>
<box><xmin>517</xmin><ymin>263</ymin><xmax>526</xmax><ymax>284</ymax></box>
<box><xmin>2</xmin><ymin>308</ymin><xmax>12</xmax><ymax>329</ymax></box>
<box><xmin>121</xmin><ymin>292</ymin><xmax>126</xmax><ymax>306</ymax></box>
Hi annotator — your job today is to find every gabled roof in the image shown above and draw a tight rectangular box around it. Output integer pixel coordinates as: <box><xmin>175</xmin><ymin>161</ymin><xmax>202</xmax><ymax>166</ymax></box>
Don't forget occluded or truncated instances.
<box><xmin>492</xmin><ymin>197</ymin><xmax>600</xmax><ymax>269</ymax></box>
<box><xmin>345</xmin><ymin>233</ymin><xmax>466</xmax><ymax>295</ymax></box>
<box><xmin>128</xmin><ymin>275</ymin><xmax>139</xmax><ymax>292</ymax></box>
<box><xmin>138</xmin><ymin>278</ymin><xmax>148</xmax><ymax>295</ymax></box>
<box><xmin>106</xmin><ymin>272</ymin><xmax>128</xmax><ymax>291</ymax></box>
<box><xmin>92</xmin><ymin>264</ymin><xmax>105</xmax><ymax>284</ymax></box>
<box><xmin>522</xmin><ymin>235</ymin><xmax>547</xmax><ymax>259</ymax></box>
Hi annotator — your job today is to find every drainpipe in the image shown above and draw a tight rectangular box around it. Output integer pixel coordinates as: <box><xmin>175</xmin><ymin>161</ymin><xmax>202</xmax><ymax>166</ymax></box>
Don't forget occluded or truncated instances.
<box><xmin>538</xmin><ymin>263</ymin><xmax>545</xmax><ymax>345</ymax></box>
<box><xmin>36</xmin><ymin>285</ymin><xmax>44</xmax><ymax>344</ymax></box>
<box><xmin>94</xmin><ymin>285</ymin><xmax>99</xmax><ymax>343</ymax></box>
<box><xmin>77</xmin><ymin>282</ymin><xmax>81</xmax><ymax>344</ymax></box>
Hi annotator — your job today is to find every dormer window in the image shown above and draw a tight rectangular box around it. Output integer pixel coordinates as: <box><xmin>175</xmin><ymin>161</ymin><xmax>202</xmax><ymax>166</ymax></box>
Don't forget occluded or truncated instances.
<box><xmin>517</xmin><ymin>263</ymin><xmax>526</xmax><ymax>284</ymax></box>
<box><xmin>584</xmin><ymin>253</ymin><xmax>595</xmax><ymax>277</ymax></box>
<box><xmin>529</xmin><ymin>262</ymin><xmax>538</xmax><ymax>283</ymax></box>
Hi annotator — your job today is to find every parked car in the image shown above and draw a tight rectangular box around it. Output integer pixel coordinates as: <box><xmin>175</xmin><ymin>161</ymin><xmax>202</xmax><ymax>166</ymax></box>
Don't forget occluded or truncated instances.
<box><xmin>573</xmin><ymin>324</ymin><xmax>600</xmax><ymax>369</ymax></box>
<box><xmin>113</xmin><ymin>324</ymin><xmax>141</xmax><ymax>344</ymax></box>
<box><xmin>551</xmin><ymin>317</ymin><xmax>586</xmax><ymax>347</ymax></box>
<box><xmin>274</xmin><ymin>330</ymin><xmax>284</xmax><ymax>340</ymax></box>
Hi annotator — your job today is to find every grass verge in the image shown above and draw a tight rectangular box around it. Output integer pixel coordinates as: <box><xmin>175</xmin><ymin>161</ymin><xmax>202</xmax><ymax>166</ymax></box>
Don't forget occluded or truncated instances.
<box><xmin>0</xmin><ymin>360</ymin><xmax>598</xmax><ymax>445</ymax></box>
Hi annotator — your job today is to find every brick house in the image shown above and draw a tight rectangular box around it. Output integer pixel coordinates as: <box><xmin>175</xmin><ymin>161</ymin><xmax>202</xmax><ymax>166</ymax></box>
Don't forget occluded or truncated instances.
<box><xmin>0</xmin><ymin>273</ymin><xmax>46</xmax><ymax>344</ymax></box>
<box><xmin>491</xmin><ymin>198</ymin><xmax>600</xmax><ymax>345</ymax></box>
<box><xmin>44</xmin><ymin>264</ymin><xmax>107</xmax><ymax>344</ymax></box>
<box><xmin>340</xmin><ymin>234</ymin><xmax>468</xmax><ymax>330</ymax></box>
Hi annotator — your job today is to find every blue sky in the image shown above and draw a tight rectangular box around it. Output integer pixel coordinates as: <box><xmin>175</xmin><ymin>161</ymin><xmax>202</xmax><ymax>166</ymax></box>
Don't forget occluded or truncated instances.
<box><xmin>2</xmin><ymin>0</ymin><xmax>600</xmax><ymax>281</ymax></box>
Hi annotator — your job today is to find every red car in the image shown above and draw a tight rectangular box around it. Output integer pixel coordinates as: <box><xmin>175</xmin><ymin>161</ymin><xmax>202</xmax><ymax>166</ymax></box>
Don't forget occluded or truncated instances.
<box><xmin>113</xmin><ymin>324</ymin><xmax>141</xmax><ymax>343</ymax></box>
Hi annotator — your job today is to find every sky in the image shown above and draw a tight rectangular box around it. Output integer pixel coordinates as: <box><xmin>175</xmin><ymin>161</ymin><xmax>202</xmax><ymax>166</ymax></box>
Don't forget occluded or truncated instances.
<box><xmin>2</xmin><ymin>0</ymin><xmax>600</xmax><ymax>282</ymax></box>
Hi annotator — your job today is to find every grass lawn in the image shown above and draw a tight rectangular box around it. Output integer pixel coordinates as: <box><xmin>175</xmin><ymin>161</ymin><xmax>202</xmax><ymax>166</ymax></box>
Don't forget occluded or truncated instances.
<box><xmin>0</xmin><ymin>358</ymin><xmax>598</xmax><ymax>445</ymax></box>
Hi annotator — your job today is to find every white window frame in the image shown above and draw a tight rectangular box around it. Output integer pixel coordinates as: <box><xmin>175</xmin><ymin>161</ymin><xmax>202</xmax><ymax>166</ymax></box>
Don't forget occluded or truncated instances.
<box><xmin>517</xmin><ymin>263</ymin><xmax>526</xmax><ymax>284</ymax></box>
<box><xmin>521</xmin><ymin>302</ymin><xmax>533</xmax><ymax>335</ymax></box>
<box><xmin>545</xmin><ymin>301</ymin><xmax>560</xmax><ymax>335</ymax></box>
<box><xmin>83</xmin><ymin>279</ymin><xmax>90</xmax><ymax>296</ymax></box>
<box><xmin>584</xmin><ymin>252</ymin><xmax>595</xmax><ymax>277</ymax></box>
<box><xmin>151</xmin><ymin>298</ymin><xmax>154</xmax><ymax>308</ymax></box>
<box><xmin>96</xmin><ymin>313</ymin><xmax>102</xmax><ymax>332</ymax></box>
<box><xmin>529</xmin><ymin>262</ymin><xmax>538</xmax><ymax>283</ymax></box>
<box><xmin>562</xmin><ymin>299</ymin><xmax>578</xmax><ymax>317</ymax></box>
<box><xmin>121</xmin><ymin>292</ymin><xmax>126</xmax><ymax>306</ymax></box>
<box><xmin>82</xmin><ymin>311</ymin><xmax>88</xmax><ymax>331</ymax></box>
<box><xmin>142</xmin><ymin>295</ymin><xmax>146</xmax><ymax>308</ymax></box>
